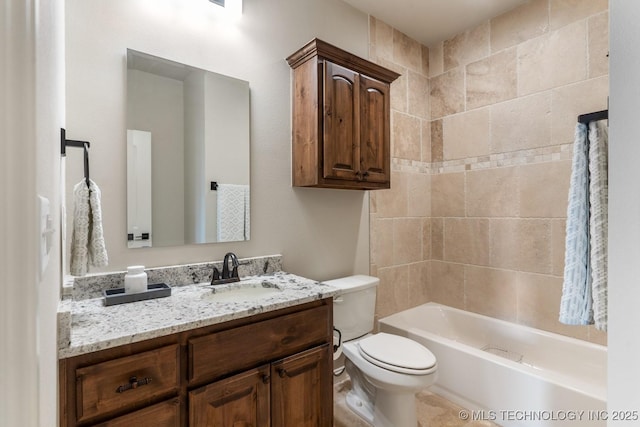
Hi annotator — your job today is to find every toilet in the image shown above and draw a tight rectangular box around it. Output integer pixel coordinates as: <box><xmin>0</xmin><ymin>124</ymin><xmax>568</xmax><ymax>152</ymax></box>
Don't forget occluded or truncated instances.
<box><xmin>326</xmin><ymin>275</ymin><xmax>437</xmax><ymax>427</ymax></box>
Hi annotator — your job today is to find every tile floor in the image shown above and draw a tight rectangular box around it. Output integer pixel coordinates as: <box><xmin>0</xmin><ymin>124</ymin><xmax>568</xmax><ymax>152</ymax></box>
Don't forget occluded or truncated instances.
<box><xmin>333</xmin><ymin>378</ymin><xmax>500</xmax><ymax>427</ymax></box>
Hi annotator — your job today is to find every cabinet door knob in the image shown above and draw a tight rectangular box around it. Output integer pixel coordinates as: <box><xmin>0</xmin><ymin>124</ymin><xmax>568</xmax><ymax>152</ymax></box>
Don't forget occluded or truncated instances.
<box><xmin>277</xmin><ymin>368</ymin><xmax>287</xmax><ymax>378</ymax></box>
<box><xmin>262</xmin><ymin>374</ymin><xmax>270</xmax><ymax>384</ymax></box>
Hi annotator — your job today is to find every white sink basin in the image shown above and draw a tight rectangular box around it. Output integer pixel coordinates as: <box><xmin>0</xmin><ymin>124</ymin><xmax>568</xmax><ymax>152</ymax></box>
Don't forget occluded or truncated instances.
<box><xmin>201</xmin><ymin>281</ymin><xmax>283</xmax><ymax>303</ymax></box>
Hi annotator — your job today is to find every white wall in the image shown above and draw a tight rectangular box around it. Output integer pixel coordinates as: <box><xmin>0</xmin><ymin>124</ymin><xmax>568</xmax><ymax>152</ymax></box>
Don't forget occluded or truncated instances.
<box><xmin>65</xmin><ymin>0</ymin><xmax>370</xmax><ymax>280</ymax></box>
<box><xmin>1</xmin><ymin>0</ymin><xmax>64</xmax><ymax>425</ymax></box>
<box><xmin>609</xmin><ymin>0</ymin><xmax>640</xmax><ymax>420</ymax></box>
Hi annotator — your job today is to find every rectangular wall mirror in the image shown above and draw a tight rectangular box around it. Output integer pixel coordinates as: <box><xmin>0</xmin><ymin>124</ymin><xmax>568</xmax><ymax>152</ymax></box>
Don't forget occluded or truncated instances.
<box><xmin>126</xmin><ymin>49</ymin><xmax>250</xmax><ymax>248</ymax></box>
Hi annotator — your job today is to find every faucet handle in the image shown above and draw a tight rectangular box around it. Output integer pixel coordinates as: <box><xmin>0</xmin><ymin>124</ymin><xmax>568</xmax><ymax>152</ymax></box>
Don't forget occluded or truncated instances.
<box><xmin>211</xmin><ymin>267</ymin><xmax>221</xmax><ymax>285</ymax></box>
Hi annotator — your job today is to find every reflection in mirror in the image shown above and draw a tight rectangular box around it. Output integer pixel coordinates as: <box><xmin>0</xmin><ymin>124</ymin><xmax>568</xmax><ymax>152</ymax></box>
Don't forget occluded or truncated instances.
<box><xmin>126</xmin><ymin>49</ymin><xmax>250</xmax><ymax>248</ymax></box>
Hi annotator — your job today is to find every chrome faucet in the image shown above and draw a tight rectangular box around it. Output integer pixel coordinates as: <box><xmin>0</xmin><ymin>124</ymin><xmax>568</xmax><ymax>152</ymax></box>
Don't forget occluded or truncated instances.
<box><xmin>210</xmin><ymin>252</ymin><xmax>240</xmax><ymax>285</ymax></box>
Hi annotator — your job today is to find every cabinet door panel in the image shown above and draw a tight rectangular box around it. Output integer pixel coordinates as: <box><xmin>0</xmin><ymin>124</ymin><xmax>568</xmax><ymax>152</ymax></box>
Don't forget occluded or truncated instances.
<box><xmin>189</xmin><ymin>365</ymin><xmax>270</xmax><ymax>427</ymax></box>
<box><xmin>360</xmin><ymin>75</ymin><xmax>390</xmax><ymax>184</ymax></box>
<box><xmin>323</xmin><ymin>61</ymin><xmax>360</xmax><ymax>181</ymax></box>
<box><xmin>271</xmin><ymin>345</ymin><xmax>331</xmax><ymax>427</ymax></box>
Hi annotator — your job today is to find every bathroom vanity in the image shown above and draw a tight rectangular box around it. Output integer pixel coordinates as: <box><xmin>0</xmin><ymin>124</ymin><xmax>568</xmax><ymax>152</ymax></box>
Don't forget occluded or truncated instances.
<box><xmin>58</xmin><ymin>266</ymin><xmax>338</xmax><ymax>426</ymax></box>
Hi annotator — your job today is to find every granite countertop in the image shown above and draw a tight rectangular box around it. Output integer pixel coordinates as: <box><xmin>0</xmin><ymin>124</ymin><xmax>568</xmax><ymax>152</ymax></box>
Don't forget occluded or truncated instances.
<box><xmin>58</xmin><ymin>271</ymin><xmax>339</xmax><ymax>359</ymax></box>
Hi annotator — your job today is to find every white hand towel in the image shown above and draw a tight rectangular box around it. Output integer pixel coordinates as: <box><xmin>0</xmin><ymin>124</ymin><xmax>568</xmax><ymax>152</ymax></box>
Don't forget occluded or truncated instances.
<box><xmin>216</xmin><ymin>184</ymin><xmax>249</xmax><ymax>242</ymax></box>
<box><xmin>70</xmin><ymin>179</ymin><xmax>108</xmax><ymax>276</ymax></box>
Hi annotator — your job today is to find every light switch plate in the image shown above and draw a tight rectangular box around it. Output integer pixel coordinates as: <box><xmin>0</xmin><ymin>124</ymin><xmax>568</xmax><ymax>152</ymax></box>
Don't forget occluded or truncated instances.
<box><xmin>38</xmin><ymin>195</ymin><xmax>53</xmax><ymax>277</ymax></box>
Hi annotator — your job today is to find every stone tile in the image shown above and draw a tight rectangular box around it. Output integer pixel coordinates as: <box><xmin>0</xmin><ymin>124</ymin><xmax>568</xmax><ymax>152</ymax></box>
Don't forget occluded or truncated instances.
<box><xmin>491</xmin><ymin>91</ymin><xmax>552</xmax><ymax>153</ymax></box>
<box><xmin>423</xmin><ymin>218</ymin><xmax>431</xmax><ymax>261</ymax></box>
<box><xmin>408</xmin><ymin>70</ymin><xmax>430</xmax><ymax>119</ymax></box>
<box><xmin>419</xmin><ymin>391</ymin><xmax>502</xmax><ymax>427</ymax></box>
<box><xmin>407</xmin><ymin>172</ymin><xmax>430</xmax><ymax>217</ymax></box>
<box><xmin>393</xmin><ymin>218</ymin><xmax>424</xmax><ymax>264</ymax></box>
<box><xmin>519</xmin><ymin>161</ymin><xmax>571</xmax><ymax>218</ymax></box>
<box><xmin>588</xmin><ymin>325</ymin><xmax>608</xmax><ymax>345</ymax></box>
<box><xmin>551</xmin><ymin>219</ymin><xmax>566</xmax><ymax>276</ymax></box>
<box><xmin>421</xmin><ymin>45</ymin><xmax>430</xmax><ymax>76</ymax></box>
<box><xmin>430</xmin><ymin>67</ymin><xmax>465</xmax><ymax>119</ymax></box>
<box><xmin>550</xmin><ymin>0</ymin><xmax>609</xmax><ymax>30</ymax></box>
<box><xmin>443</xmin><ymin>107</ymin><xmax>491</xmax><ymax>160</ymax></box>
<box><xmin>518</xmin><ymin>21</ymin><xmax>588</xmax><ymax>96</ymax></box>
<box><xmin>376</xmin><ymin>265</ymin><xmax>409</xmax><ymax>318</ymax></box>
<box><xmin>409</xmin><ymin>261</ymin><xmax>430</xmax><ymax>306</ymax></box>
<box><xmin>443</xmin><ymin>21</ymin><xmax>490</xmax><ymax>72</ymax></box>
<box><xmin>490</xmin><ymin>219</ymin><xmax>552</xmax><ymax>274</ymax></box>
<box><xmin>422</xmin><ymin>119</ymin><xmax>432</xmax><ymax>163</ymax></box>
<box><xmin>431</xmin><ymin>119</ymin><xmax>443</xmax><ymax>162</ymax></box>
<box><xmin>465</xmin><ymin>265</ymin><xmax>518</xmax><ymax>321</ymax></box>
<box><xmin>429</xmin><ymin>261</ymin><xmax>465</xmax><ymax>309</ymax></box>
<box><xmin>393</xmin><ymin>111</ymin><xmax>422</xmax><ymax>160</ymax></box>
<box><xmin>516</xmin><ymin>272</ymin><xmax>589</xmax><ymax>340</ymax></box>
<box><xmin>369</xmin><ymin>189</ymin><xmax>377</xmax><ymax>214</ymax></box>
<box><xmin>393</xmin><ymin>29</ymin><xmax>423</xmax><ymax>72</ymax></box>
<box><xmin>370</xmin><ymin>216</ymin><xmax>393</xmax><ymax>268</ymax></box>
<box><xmin>444</xmin><ymin>218</ymin><xmax>490</xmax><ymax>266</ymax></box>
<box><xmin>431</xmin><ymin>218</ymin><xmax>444</xmax><ymax>261</ymax></box>
<box><xmin>377</xmin><ymin>171</ymin><xmax>408</xmax><ymax>218</ymax></box>
<box><xmin>589</xmin><ymin>12</ymin><xmax>609</xmax><ymax>78</ymax></box>
<box><xmin>429</xmin><ymin>41</ymin><xmax>444</xmax><ymax>77</ymax></box>
<box><xmin>431</xmin><ymin>172</ymin><xmax>465</xmax><ymax>217</ymax></box>
<box><xmin>466</xmin><ymin>48</ymin><xmax>517</xmax><ymax>110</ymax></box>
<box><xmin>466</xmin><ymin>166</ymin><xmax>519</xmax><ymax>217</ymax></box>
<box><xmin>550</xmin><ymin>75</ymin><xmax>609</xmax><ymax>144</ymax></box>
<box><xmin>390</xmin><ymin>66</ymin><xmax>408</xmax><ymax>113</ymax></box>
<box><xmin>369</xmin><ymin>16</ymin><xmax>393</xmax><ymax>63</ymax></box>
<box><xmin>490</xmin><ymin>0</ymin><xmax>549</xmax><ymax>53</ymax></box>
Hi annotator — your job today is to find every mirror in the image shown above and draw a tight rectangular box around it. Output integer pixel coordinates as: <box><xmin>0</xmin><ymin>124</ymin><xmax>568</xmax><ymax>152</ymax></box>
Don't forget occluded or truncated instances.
<box><xmin>126</xmin><ymin>49</ymin><xmax>250</xmax><ymax>248</ymax></box>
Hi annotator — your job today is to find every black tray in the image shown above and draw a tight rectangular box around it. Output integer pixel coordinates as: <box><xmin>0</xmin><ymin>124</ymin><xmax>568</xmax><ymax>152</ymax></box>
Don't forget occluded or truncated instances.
<box><xmin>103</xmin><ymin>283</ymin><xmax>171</xmax><ymax>306</ymax></box>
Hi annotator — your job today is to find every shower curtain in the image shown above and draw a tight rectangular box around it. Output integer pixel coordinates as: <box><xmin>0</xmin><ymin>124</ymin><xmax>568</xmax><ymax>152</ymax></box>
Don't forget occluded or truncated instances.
<box><xmin>559</xmin><ymin>120</ymin><xmax>608</xmax><ymax>331</ymax></box>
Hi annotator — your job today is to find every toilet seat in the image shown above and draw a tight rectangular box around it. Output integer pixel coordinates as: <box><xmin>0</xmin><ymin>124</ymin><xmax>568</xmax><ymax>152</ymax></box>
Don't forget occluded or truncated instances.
<box><xmin>357</xmin><ymin>333</ymin><xmax>437</xmax><ymax>375</ymax></box>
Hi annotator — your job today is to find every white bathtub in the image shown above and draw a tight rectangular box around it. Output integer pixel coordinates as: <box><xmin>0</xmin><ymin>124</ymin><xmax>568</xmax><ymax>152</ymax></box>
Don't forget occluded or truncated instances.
<box><xmin>379</xmin><ymin>303</ymin><xmax>607</xmax><ymax>427</ymax></box>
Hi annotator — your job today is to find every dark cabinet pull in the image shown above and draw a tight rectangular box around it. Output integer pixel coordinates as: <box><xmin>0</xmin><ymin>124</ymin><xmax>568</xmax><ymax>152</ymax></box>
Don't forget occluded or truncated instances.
<box><xmin>116</xmin><ymin>376</ymin><xmax>152</xmax><ymax>393</ymax></box>
<box><xmin>262</xmin><ymin>374</ymin><xmax>270</xmax><ymax>384</ymax></box>
<box><xmin>277</xmin><ymin>368</ymin><xmax>287</xmax><ymax>378</ymax></box>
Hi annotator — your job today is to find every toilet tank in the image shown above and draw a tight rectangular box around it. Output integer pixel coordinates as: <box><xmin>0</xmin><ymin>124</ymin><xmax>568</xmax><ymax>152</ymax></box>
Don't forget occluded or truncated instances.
<box><xmin>324</xmin><ymin>275</ymin><xmax>379</xmax><ymax>342</ymax></box>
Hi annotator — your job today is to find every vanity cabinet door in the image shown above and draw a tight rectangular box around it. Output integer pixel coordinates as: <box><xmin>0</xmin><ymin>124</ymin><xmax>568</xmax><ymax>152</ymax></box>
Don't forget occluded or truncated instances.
<box><xmin>189</xmin><ymin>365</ymin><xmax>270</xmax><ymax>427</ymax></box>
<box><xmin>270</xmin><ymin>344</ymin><xmax>332</xmax><ymax>427</ymax></box>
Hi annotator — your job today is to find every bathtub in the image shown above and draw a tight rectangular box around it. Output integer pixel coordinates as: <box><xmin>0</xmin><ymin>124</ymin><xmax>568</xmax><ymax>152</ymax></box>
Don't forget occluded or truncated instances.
<box><xmin>379</xmin><ymin>303</ymin><xmax>607</xmax><ymax>427</ymax></box>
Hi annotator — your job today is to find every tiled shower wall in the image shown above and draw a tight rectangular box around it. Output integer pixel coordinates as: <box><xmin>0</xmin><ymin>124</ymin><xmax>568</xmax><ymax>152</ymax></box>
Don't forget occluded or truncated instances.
<box><xmin>370</xmin><ymin>0</ymin><xmax>609</xmax><ymax>345</ymax></box>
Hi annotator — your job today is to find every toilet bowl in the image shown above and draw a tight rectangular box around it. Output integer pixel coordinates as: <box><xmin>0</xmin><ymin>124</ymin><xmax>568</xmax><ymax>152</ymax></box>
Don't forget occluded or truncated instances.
<box><xmin>326</xmin><ymin>275</ymin><xmax>438</xmax><ymax>427</ymax></box>
<box><xmin>342</xmin><ymin>333</ymin><xmax>437</xmax><ymax>427</ymax></box>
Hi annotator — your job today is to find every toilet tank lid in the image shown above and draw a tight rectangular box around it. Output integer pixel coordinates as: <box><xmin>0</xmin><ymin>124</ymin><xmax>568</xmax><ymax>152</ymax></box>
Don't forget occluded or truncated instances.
<box><xmin>323</xmin><ymin>275</ymin><xmax>379</xmax><ymax>292</ymax></box>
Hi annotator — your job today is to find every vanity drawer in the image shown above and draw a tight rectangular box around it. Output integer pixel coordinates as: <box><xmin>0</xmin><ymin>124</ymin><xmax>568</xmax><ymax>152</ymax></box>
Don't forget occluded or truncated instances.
<box><xmin>188</xmin><ymin>304</ymin><xmax>331</xmax><ymax>385</ymax></box>
<box><xmin>93</xmin><ymin>397</ymin><xmax>181</xmax><ymax>427</ymax></box>
<box><xmin>75</xmin><ymin>344</ymin><xmax>180</xmax><ymax>423</ymax></box>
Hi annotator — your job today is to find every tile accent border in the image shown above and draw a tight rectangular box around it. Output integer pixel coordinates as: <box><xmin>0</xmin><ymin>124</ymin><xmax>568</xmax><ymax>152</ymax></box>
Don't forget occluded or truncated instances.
<box><xmin>392</xmin><ymin>143</ymin><xmax>573</xmax><ymax>175</ymax></box>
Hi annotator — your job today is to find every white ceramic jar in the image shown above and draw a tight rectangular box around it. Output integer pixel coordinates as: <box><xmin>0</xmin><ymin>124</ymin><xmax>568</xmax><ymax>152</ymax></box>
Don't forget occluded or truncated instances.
<box><xmin>124</xmin><ymin>265</ymin><xmax>148</xmax><ymax>294</ymax></box>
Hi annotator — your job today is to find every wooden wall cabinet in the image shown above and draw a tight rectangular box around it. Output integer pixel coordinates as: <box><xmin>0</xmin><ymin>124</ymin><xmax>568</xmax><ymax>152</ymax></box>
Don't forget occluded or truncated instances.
<box><xmin>287</xmin><ymin>38</ymin><xmax>400</xmax><ymax>190</ymax></box>
<box><xmin>60</xmin><ymin>299</ymin><xmax>333</xmax><ymax>427</ymax></box>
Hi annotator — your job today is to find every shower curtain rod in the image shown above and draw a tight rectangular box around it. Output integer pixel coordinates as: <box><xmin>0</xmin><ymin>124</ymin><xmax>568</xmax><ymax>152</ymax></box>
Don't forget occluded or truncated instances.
<box><xmin>578</xmin><ymin>109</ymin><xmax>608</xmax><ymax>125</ymax></box>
